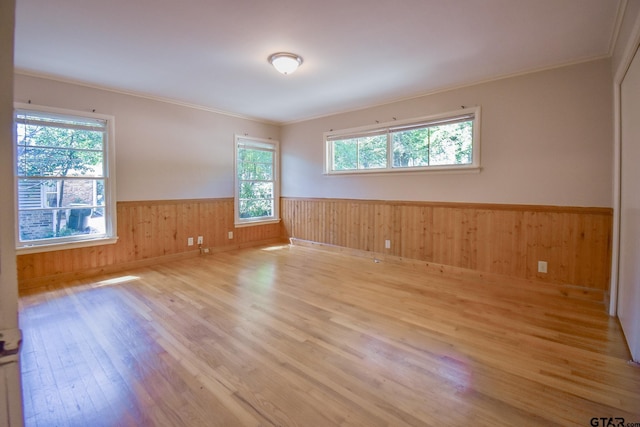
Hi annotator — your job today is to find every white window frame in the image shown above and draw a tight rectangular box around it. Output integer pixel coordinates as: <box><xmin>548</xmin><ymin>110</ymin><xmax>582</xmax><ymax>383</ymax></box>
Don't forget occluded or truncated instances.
<box><xmin>14</xmin><ymin>103</ymin><xmax>118</xmax><ymax>254</ymax></box>
<box><xmin>324</xmin><ymin>107</ymin><xmax>481</xmax><ymax>175</ymax></box>
<box><xmin>234</xmin><ymin>135</ymin><xmax>280</xmax><ymax>227</ymax></box>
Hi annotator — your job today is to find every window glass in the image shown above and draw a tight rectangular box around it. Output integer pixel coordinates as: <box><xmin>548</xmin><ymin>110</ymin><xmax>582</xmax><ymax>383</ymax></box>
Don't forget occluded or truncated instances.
<box><xmin>326</xmin><ymin>108</ymin><xmax>479</xmax><ymax>174</ymax></box>
<box><xmin>15</xmin><ymin>105</ymin><xmax>115</xmax><ymax>249</ymax></box>
<box><xmin>235</xmin><ymin>136</ymin><xmax>279</xmax><ymax>225</ymax></box>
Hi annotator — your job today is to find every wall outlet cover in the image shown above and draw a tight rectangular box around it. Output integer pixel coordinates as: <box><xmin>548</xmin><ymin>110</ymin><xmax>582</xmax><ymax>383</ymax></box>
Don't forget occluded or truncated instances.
<box><xmin>538</xmin><ymin>261</ymin><xmax>548</xmax><ymax>273</ymax></box>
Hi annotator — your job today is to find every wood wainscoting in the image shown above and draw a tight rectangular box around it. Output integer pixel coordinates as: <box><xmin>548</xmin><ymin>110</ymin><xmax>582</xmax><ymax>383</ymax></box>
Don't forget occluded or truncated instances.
<box><xmin>281</xmin><ymin>198</ymin><xmax>613</xmax><ymax>292</ymax></box>
<box><xmin>17</xmin><ymin>198</ymin><xmax>283</xmax><ymax>290</ymax></box>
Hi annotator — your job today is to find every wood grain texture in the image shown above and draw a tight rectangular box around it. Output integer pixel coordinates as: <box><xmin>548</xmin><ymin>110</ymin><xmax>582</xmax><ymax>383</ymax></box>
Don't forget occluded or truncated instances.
<box><xmin>17</xmin><ymin>198</ymin><xmax>283</xmax><ymax>290</ymax></box>
<box><xmin>19</xmin><ymin>244</ymin><xmax>639</xmax><ymax>426</ymax></box>
<box><xmin>281</xmin><ymin>198</ymin><xmax>613</xmax><ymax>290</ymax></box>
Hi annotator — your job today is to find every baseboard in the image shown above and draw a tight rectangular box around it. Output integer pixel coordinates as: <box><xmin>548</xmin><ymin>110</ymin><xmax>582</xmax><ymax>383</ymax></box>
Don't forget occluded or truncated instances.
<box><xmin>19</xmin><ymin>237</ymin><xmax>287</xmax><ymax>293</ymax></box>
<box><xmin>289</xmin><ymin>238</ymin><xmax>605</xmax><ymax>303</ymax></box>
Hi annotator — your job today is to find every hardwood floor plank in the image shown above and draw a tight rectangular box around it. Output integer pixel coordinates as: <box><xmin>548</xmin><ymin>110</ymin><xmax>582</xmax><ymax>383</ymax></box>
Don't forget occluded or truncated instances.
<box><xmin>19</xmin><ymin>244</ymin><xmax>640</xmax><ymax>426</ymax></box>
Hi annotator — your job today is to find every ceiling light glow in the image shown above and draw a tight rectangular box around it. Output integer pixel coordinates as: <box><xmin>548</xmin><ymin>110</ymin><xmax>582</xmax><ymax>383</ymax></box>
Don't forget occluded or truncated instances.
<box><xmin>268</xmin><ymin>52</ymin><xmax>303</xmax><ymax>75</ymax></box>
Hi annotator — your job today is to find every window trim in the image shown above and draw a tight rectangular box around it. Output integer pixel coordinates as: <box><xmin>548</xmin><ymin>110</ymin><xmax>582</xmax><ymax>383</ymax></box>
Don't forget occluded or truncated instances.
<box><xmin>234</xmin><ymin>134</ymin><xmax>280</xmax><ymax>227</ymax></box>
<box><xmin>14</xmin><ymin>103</ymin><xmax>118</xmax><ymax>253</ymax></box>
<box><xmin>324</xmin><ymin>107</ymin><xmax>481</xmax><ymax>175</ymax></box>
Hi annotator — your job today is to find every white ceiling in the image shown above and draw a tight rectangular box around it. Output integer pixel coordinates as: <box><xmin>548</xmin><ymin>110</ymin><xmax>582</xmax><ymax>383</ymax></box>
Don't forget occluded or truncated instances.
<box><xmin>14</xmin><ymin>0</ymin><xmax>622</xmax><ymax>124</ymax></box>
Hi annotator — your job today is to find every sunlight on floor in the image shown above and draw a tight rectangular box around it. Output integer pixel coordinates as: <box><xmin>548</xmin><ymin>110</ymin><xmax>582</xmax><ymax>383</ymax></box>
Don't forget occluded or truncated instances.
<box><xmin>94</xmin><ymin>275</ymin><xmax>140</xmax><ymax>287</ymax></box>
<box><xmin>261</xmin><ymin>244</ymin><xmax>291</xmax><ymax>252</ymax></box>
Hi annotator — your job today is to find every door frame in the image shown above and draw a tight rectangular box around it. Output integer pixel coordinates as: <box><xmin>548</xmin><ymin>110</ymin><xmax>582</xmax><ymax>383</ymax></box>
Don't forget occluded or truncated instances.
<box><xmin>611</xmin><ymin>7</ymin><xmax>640</xmax><ymax>318</ymax></box>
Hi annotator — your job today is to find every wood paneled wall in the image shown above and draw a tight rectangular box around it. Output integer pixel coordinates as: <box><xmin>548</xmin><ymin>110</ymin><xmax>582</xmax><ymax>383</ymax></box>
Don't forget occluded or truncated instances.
<box><xmin>281</xmin><ymin>198</ymin><xmax>613</xmax><ymax>291</ymax></box>
<box><xmin>17</xmin><ymin>198</ymin><xmax>283</xmax><ymax>289</ymax></box>
<box><xmin>18</xmin><ymin>197</ymin><xmax>613</xmax><ymax>292</ymax></box>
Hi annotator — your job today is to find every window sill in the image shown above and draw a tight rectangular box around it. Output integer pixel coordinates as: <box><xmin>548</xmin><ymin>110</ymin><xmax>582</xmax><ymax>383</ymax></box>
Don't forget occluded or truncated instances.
<box><xmin>234</xmin><ymin>218</ymin><xmax>281</xmax><ymax>228</ymax></box>
<box><xmin>16</xmin><ymin>236</ymin><xmax>119</xmax><ymax>255</ymax></box>
<box><xmin>324</xmin><ymin>166</ymin><xmax>482</xmax><ymax>176</ymax></box>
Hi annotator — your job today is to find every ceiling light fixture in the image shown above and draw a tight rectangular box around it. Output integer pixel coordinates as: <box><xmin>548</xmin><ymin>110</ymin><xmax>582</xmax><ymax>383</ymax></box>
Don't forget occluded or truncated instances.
<box><xmin>268</xmin><ymin>52</ymin><xmax>303</xmax><ymax>75</ymax></box>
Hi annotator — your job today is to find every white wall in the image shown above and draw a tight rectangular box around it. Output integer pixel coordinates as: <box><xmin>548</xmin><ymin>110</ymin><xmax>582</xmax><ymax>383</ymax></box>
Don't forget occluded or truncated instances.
<box><xmin>14</xmin><ymin>74</ymin><xmax>280</xmax><ymax>202</ymax></box>
<box><xmin>14</xmin><ymin>58</ymin><xmax>614</xmax><ymax>208</ymax></box>
<box><xmin>281</xmin><ymin>59</ymin><xmax>613</xmax><ymax>207</ymax></box>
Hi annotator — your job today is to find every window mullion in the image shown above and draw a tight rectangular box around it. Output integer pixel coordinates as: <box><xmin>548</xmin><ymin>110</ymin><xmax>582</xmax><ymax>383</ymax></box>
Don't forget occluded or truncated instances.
<box><xmin>15</xmin><ymin>144</ymin><xmax>104</xmax><ymax>154</ymax></box>
<box><xmin>387</xmin><ymin>131</ymin><xmax>392</xmax><ymax>170</ymax></box>
<box><xmin>427</xmin><ymin>127</ymin><xmax>431</xmax><ymax>166</ymax></box>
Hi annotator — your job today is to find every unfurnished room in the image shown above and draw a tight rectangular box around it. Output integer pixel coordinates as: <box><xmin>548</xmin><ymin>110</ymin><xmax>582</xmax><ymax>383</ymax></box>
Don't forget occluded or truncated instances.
<box><xmin>1</xmin><ymin>1</ymin><xmax>640</xmax><ymax>426</ymax></box>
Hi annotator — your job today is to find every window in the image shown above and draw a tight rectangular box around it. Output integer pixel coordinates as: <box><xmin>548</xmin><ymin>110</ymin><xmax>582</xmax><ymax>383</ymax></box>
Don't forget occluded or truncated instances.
<box><xmin>325</xmin><ymin>107</ymin><xmax>480</xmax><ymax>174</ymax></box>
<box><xmin>14</xmin><ymin>104</ymin><xmax>117</xmax><ymax>252</ymax></box>
<box><xmin>234</xmin><ymin>135</ymin><xmax>280</xmax><ymax>226</ymax></box>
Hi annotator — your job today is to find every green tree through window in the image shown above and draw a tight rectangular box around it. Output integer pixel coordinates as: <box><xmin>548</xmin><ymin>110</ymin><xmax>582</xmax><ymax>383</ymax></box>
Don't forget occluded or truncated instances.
<box><xmin>235</xmin><ymin>136</ymin><xmax>279</xmax><ymax>225</ymax></box>
<box><xmin>326</xmin><ymin>108</ymin><xmax>478</xmax><ymax>174</ymax></box>
<box><xmin>392</xmin><ymin>121</ymin><xmax>473</xmax><ymax>167</ymax></box>
<box><xmin>332</xmin><ymin>133</ymin><xmax>387</xmax><ymax>170</ymax></box>
<box><xmin>14</xmin><ymin>105</ymin><xmax>116</xmax><ymax>249</ymax></box>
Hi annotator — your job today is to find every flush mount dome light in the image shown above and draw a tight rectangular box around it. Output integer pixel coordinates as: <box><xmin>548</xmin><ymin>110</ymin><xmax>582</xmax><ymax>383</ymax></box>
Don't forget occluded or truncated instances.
<box><xmin>268</xmin><ymin>52</ymin><xmax>303</xmax><ymax>75</ymax></box>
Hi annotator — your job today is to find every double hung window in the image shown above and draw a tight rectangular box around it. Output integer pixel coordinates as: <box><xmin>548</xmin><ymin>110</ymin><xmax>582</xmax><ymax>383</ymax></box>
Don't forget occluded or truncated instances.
<box><xmin>234</xmin><ymin>135</ymin><xmax>280</xmax><ymax>226</ymax></box>
<box><xmin>14</xmin><ymin>104</ymin><xmax>116</xmax><ymax>251</ymax></box>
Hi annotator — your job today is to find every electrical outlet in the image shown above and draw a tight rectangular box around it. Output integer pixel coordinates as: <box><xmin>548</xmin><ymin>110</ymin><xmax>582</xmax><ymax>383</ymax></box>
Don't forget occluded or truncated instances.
<box><xmin>228</xmin><ymin>231</ymin><xmax>234</xmax><ymax>239</ymax></box>
<box><xmin>188</xmin><ymin>237</ymin><xmax>194</xmax><ymax>246</ymax></box>
<box><xmin>197</xmin><ymin>236</ymin><xmax>203</xmax><ymax>245</ymax></box>
<box><xmin>538</xmin><ymin>261</ymin><xmax>548</xmax><ymax>273</ymax></box>
<box><xmin>385</xmin><ymin>240</ymin><xmax>391</xmax><ymax>249</ymax></box>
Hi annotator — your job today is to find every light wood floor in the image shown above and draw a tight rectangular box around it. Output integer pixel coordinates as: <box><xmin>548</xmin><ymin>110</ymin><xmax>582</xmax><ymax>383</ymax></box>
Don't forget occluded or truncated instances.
<box><xmin>18</xmin><ymin>244</ymin><xmax>640</xmax><ymax>426</ymax></box>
